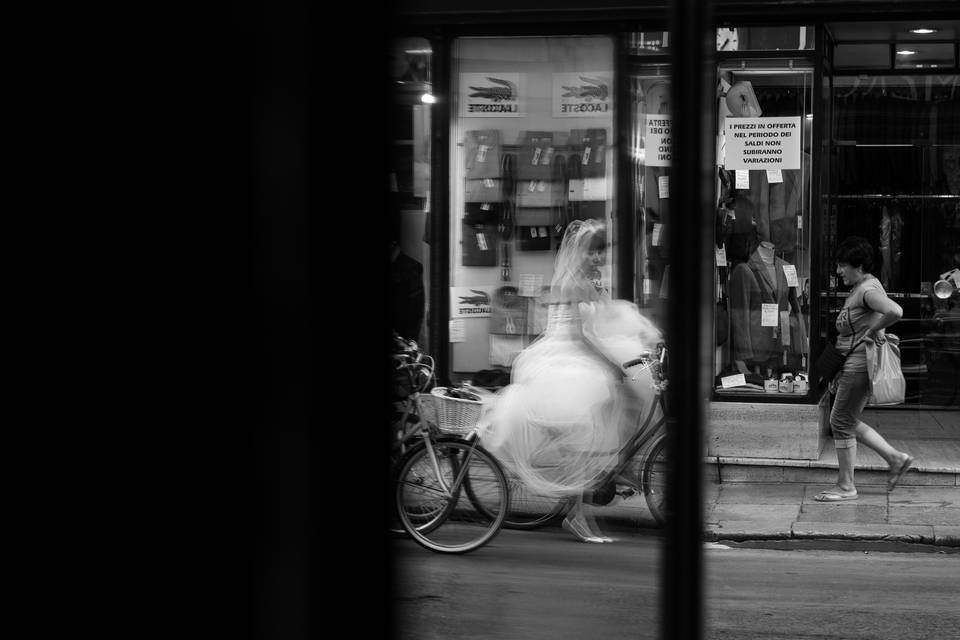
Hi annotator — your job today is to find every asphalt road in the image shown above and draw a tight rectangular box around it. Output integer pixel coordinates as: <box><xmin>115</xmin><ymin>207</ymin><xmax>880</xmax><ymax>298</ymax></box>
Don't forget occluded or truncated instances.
<box><xmin>392</xmin><ymin>528</ymin><xmax>960</xmax><ymax>640</ymax></box>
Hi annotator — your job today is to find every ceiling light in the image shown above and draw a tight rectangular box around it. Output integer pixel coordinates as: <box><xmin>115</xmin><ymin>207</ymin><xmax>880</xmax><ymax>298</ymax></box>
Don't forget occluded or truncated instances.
<box><xmin>421</xmin><ymin>93</ymin><xmax>436</xmax><ymax>104</ymax></box>
<box><xmin>897</xmin><ymin>49</ymin><xmax>917</xmax><ymax>55</ymax></box>
<box><xmin>405</xmin><ymin>49</ymin><xmax>433</xmax><ymax>55</ymax></box>
<box><xmin>909</xmin><ymin>28</ymin><xmax>938</xmax><ymax>35</ymax></box>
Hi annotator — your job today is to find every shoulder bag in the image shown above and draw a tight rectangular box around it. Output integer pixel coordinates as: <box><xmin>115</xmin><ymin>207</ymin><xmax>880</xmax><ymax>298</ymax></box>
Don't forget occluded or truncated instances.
<box><xmin>814</xmin><ymin>311</ymin><xmax>861</xmax><ymax>389</ymax></box>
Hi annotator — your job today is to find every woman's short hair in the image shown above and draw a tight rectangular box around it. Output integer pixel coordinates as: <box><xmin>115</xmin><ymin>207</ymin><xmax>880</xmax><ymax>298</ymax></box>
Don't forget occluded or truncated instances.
<box><xmin>837</xmin><ymin>236</ymin><xmax>875</xmax><ymax>272</ymax></box>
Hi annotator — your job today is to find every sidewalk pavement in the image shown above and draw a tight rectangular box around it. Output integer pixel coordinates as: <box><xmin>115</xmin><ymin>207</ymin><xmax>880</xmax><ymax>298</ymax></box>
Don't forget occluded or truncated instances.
<box><xmin>588</xmin><ymin>481</ymin><xmax>960</xmax><ymax>547</ymax></box>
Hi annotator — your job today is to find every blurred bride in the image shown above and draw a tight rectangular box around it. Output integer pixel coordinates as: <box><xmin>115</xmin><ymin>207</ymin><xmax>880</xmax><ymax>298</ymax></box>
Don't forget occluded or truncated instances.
<box><xmin>483</xmin><ymin>219</ymin><xmax>663</xmax><ymax>542</ymax></box>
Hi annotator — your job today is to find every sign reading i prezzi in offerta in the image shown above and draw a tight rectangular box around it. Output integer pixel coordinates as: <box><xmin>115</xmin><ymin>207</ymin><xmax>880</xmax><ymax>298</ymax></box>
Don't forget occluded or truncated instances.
<box><xmin>460</xmin><ymin>73</ymin><xmax>523</xmax><ymax>118</ymax></box>
<box><xmin>723</xmin><ymin>116</ymin><xmax>801</xmax><ymax>170</ymax></box>
<box><xmin>553</xmin><ymin>72</ymin><xmax>613</xmax><ymax>117</ymax></box>
<box><xmin>644</xmin><ymin>114</ymin><xmax>671</xmax><ymax>167</ymax></box>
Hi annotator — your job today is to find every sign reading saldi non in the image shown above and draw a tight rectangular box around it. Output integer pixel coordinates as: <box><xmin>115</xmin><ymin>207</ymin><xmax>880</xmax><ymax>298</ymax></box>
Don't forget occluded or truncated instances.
<box><xmin>723</xmin><ymin>116</ymin><xmax>801</xmax><ymax>170</ymax></box>
<box><xmin>644</xmin><ymin>115</ymin><xmax>671</xmax><ymax>167</ymax></box>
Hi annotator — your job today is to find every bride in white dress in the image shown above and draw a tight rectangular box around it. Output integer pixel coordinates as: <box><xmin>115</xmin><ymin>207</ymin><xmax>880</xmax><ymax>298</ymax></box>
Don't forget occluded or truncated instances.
<box><xmin>483</xmin><ymin>219</ymin><xmax>663</xmax><ymax>542</ymax></box>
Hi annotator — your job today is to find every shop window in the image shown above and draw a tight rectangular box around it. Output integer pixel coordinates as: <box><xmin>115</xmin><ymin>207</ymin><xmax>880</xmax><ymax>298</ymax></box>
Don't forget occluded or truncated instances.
<box><xmin>449</xmin><ymin>36</ymin><xmax>616</xmax><ymax>378</ymax></box>
<box><xmin>826</xmin><ymin>74</ymin><xmax>960</xmax><ymax>407</ymax></box>
<box><xmin>389</xmin><ymin>37</ymin><xmax>433</xmax><ymax>347</ymax></box>
<box><xmin>715</xmin><ymin>26</ymin><xmax>814</xmax><ymax>52</ymax></box>
<box><xmin>714</xmin><ymin>59</ymin><xmax>814</xmax><ymax>397</ymax></box>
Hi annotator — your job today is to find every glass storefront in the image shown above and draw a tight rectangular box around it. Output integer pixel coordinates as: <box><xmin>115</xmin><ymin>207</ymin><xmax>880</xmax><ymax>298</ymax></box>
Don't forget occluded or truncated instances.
<box><xmin>448</xmin><ymin>36</ymin><xmax>617</xmax><ymax>377</ymax></box>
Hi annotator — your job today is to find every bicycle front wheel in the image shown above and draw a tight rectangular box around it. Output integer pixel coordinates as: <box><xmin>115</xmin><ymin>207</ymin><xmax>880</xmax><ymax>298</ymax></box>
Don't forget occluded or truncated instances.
<box><xmin>396</xmin><ymin>438</ymin><xmax>508</xmax><ymax>553</ymax></box>
<box><xmin>642</xmin><ymin>435</ymin><xmax>668</xmax><ymax>527</ymax></box>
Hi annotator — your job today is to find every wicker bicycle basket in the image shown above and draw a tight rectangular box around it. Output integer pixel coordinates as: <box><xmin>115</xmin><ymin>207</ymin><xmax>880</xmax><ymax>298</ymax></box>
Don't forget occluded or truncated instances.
<box><xmin>429</xmin><ymin>387</ymin><xmax>484</xmax><ymax>435</ymax></box>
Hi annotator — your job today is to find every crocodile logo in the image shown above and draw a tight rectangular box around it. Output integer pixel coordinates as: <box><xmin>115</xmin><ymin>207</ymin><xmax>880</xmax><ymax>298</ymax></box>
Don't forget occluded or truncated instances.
<box><xmin>561</xmin><ymin>76</ymin><xmax>609</xmax><ymax>101</ymax></box>
<box><xmin>458</xmin><ymin>290</ymin><xmax>491</xmax><ymax>306</ymax></box>
<box><xmin>468</xmin><ymin>77</ymin><xmax>517</xmax><ymax>102</ymax></box>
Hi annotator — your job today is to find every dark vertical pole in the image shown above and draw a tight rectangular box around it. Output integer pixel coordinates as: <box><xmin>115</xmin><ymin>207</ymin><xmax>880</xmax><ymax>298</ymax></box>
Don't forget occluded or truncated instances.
<box><xmin>615</xmin><ymin>33</ymin><xmax>635</xmax><ymax>301</ymax></box>
<box><xmin>429</xmin><ymin>33</ymin><xmax>451</xmax><ymax>384</ymax></box>
<box><xmin>664</xmin><ymin>1</ymin><xmax>712</xmax><ymax>639</ymax></box>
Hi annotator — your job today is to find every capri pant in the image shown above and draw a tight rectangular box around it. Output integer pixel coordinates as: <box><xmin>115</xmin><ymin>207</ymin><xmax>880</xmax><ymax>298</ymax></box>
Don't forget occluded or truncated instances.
<box><xmin>829</xmin><ymin>369</ymin><xmax>871</xmax><ymax>447</ymax></box>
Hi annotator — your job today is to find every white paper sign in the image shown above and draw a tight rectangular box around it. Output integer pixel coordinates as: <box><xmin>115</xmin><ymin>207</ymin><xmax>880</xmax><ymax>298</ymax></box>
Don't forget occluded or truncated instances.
<box><xmin>459</xmin><ymin>73</ymin><xmax>523</xmax><ymax>118</ymax></box>
<box><xmin>644</xmin><ymin>115</ymin><xmax>672</xmax><ymax>167</ymax></box>
<box><xmin>658</xmin><ymin>175</ymin><xmax>669</xmax><ymax>199</ymax></box>
<box><xmin>735</xmin><ymin>170</ymin><xmax>750</xmax><ymax>190</ymax></box>
<box><xmin>449</xmin><ymin>319</ymin><xmax>465</xmax><ymax>343</ymax></box>
<box><xmin>518</xmin><ymin>273</ymin><xmax>544</xmax><ymax>297</ymax></box>
<box><xmin>553</xmin><ymin>71</ymin><xmax>613</xmax><ymax>118</ymax></box>
<box><xmin>652</xmin><ymin>223</ymin><xmax>663</xmax><ymax>247</ymax></box>
<box><xmin>766</xmin><ymin>168</ymin><xmax>783</xmax><ymax>183</ymax></box>
<box><xmin>782</xmin><ymin>264</ymin><xmax>800</xmax><ymax>288</ymax></box>
<box><xmin>720</xmin><ymin>373</ymin><xmax>746</xmax><ymax>389</ymax></box>
<box><xmin>715</xmin><ymin>245</ymin><xmax>727</xmax><ymax>267</ymax></box>
<box><xmin>450</xmin><ymin>286</ymin><xmax>495</xmax><ymax>318</ymax></box>
<box><xmin>723</xmin><ymin>116</ymin><xmax>802</xmax><ymax>170</ymax></box>
<box><xmin>761</xmin><ymin>303</ymin><xmax>779</xmax><ymax>327</ymax></box>
<box><xmin>797</xmin><ymin>215</ymin><xmax>803</xmax><ymax>229</ymax></box>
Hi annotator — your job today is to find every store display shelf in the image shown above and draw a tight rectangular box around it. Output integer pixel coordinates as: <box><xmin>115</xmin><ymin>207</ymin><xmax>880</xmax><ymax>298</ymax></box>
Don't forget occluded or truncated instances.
<box><xmin>829</xmin><ymin>193</ymin><xmax>960</xmax><ymax>199</ymax></box>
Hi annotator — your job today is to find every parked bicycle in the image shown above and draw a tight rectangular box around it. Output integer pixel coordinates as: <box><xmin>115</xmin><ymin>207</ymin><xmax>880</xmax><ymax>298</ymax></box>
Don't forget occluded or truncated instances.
<box><xmin>390</xmin><ymin>337</ymin><xmax>510</xmax><ymax>554</ymax></box>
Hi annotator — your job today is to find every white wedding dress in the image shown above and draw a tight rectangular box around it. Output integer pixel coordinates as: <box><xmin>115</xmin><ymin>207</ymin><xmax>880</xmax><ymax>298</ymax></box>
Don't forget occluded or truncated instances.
<box><xmin>483</xmin><ymin>294</ymin><xmax>662</xmax><ymax>498</ymax></box>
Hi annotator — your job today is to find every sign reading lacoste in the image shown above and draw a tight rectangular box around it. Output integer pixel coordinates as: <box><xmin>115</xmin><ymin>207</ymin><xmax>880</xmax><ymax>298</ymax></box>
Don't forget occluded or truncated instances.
<box><xmin>450</xmin><ymin>286</ymin><xmax>495</xmax><ymax>318</ymax></box>
<box><xmin>553</xmin><ymin>72</ymin><xmax>613</xmax><ymax>117</ymax></box>
<box><xmin>459</xmin><ymin>73</ymin><xmax>523</xmax><ymax>118</ymax></box>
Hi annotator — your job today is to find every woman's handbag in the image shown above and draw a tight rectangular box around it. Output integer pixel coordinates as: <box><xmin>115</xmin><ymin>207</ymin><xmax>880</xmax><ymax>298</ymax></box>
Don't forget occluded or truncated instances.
<box><xmin>865</xmin><ymin>334</ymin><xmax>905</xmax><ymax>405</ymax></box>
<box><xmin>815</xmin><ymin>311</ymin><xmax>860</xmax><ymax>389</ymax></box>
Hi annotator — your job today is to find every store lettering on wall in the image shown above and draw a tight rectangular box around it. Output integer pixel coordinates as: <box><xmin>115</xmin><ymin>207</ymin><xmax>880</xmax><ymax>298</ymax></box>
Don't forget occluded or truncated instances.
<box><xmin>553</xmin><ymin>72</ymin><xmax>613</xmax><ymax>118</ymax></box>
<box><xmin>450</xmin><ymin>286</ymin><xmax>495</xmax><ymax>318</ymax></box>
<box><xmin>460</xmin><ymin>73</ymin><xmax>523</xmax><ymax>118</ymax></box>
<box><xmin>644</xmin><ymin>115</ymin><xmax>671</xmax><ymax>167</ymax></box>
<box><xmin>723</xmin><ymin>116</ymin><xmax>801</xmax><ymax>170</ymax></box>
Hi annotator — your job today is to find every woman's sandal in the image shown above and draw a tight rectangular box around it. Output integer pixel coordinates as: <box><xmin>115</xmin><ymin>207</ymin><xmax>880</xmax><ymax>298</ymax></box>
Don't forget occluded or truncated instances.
<box><xmin>887</xmin><ymin>455</ymin><xmax>915</xmax><ymax>492</ymax></box>
<box><xmin>813</xmin><ymin>489</ymin><xmax>858</xmax><ymax>502</ymax></box>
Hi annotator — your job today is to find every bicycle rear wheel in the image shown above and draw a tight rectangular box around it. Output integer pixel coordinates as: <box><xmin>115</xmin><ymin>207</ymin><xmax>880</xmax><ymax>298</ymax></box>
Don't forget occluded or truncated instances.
<box><xmin>396</xmin><ymin>438</ymin><xmax>508</xmax><ymax>553</ymax></box>
<box><xmin>471</xmin><ymin>468</ymin><xmax>569</xmax><ymax>529</ymax></box>
<box><xmin>641</xmin><ymin>435</ymin><xmax>668</xmax><ymax>527</ymax></box>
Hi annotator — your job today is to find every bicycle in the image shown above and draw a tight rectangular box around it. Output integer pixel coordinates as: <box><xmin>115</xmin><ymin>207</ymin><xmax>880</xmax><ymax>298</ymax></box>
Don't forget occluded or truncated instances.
<box><xmin>483</xmin><ymin>343</ymin><xmax>671</xmax><ymax>530</ymax></box>
<box><xmin>390</xmin><ymin>338</ymin><xmax>510</xmax><ymax>554</ymax></box>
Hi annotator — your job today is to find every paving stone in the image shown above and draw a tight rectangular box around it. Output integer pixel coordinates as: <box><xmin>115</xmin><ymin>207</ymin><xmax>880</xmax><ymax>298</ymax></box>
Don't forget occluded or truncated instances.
<box><xmin>797</xmin><ymin>504</ymin><xmax>886</xmax><ymax>523</ymax></box>
<box><xmin>718</xmin><ymin>464</ymin><xmax>784</xmax><ymax>483</ymax></box>
<box><xmin>802</xmin><ymin>485</ymin><xmax>888</xmax><ymax>506</ymax></box>
<box><xmin>887</xmin><ymin>486</ymin><xmax>960</xmax><ymax>507</ymax></box>
<box><xmin>717</xmin><ymin>483</ymin><xmax>805</xmax><ymax>504</ymax></box>
<box><xmin>932</xmin><ymin>526</ymin><xmax>960</xmax><ymax>547</ymax></box>
<box><xmin>791</xmin><ymin>521</ymin><xmax>935</xmax><ymax>543</ymax></box>
<box><xmin>708</xmin><ymin>503</ymin><xmax>800</xmax><ymax>522</ymax></box>
<box><xmin>708</xmin><ymin>519</ymin><xmax>793</xmax><ymax>541</ymax></box>
<box><xmin>887</xmin><ymin>506</ymin><xmax>960</xmax><ymax>526</ymax></box>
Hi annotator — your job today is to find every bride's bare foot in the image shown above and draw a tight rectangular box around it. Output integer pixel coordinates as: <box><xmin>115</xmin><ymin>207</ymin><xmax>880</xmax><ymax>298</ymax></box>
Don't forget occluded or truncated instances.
<box><xmin>562</xmin><ymin>516</ymin><xmax>606</xmax><ymax>543</ymax></box>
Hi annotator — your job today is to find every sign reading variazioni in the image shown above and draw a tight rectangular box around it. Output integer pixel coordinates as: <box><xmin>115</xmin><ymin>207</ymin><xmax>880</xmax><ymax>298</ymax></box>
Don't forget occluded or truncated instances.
<box><xmin>723</xmin><ymin>116</ymin><xmax>801</xmax><ymax>170</ymax></box>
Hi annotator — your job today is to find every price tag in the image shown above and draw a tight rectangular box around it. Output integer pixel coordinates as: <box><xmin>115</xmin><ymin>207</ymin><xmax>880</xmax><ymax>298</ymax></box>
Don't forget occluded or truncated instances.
<box><xmin>761</xmin><ymin>303</ymin><xmax>778</xmax><ymax>327</ymax></box>
<box><xmin>658</xmin><ymin>175</ymin><xmax>669</xmax><ymax>199</ymax></box>
<box><xmin>782</xmin><ymin>264</ymin><xmax>800</xmax><ymax>288</ymax></box>
<box><xmin>720</xmin><ymin>373</ymin><xmax>746</xmax><ymax>389</ymax></box>
<box><xmin>519</xmin><ymin>273</ymin><xmax>544</xmax><ymax>297</ymax></box>
<box><xmin>480</xmin><ymin>202</ymin><xmax>491</xmax><ymax>211</ymax></box>
<box><xmin>449</xmin><ymin>319</ymin><xmax>465</xmax><ymax>343</ymax></box>
<box><xmin>735</xmin><ymin>170</ymin><xmax>749</xmax><ymax>190</ymax></box>
<box><xmin>797</xmin><ymin>215</ymin><xmax>803</xmax><ymax>229</ymax></box>
<box><xmin>477</xmin><ymin>232</ymin><xmax>488</xmax><ymax>251</ymax></box>
<box><xmin>643</xmin><ymin>278</ymin><xmax>654</xmax><ymax>295</ymax></box>
<box><xmin>532</xmin><ymin>147</ymin><xmax>542</xmax><ymax>165</ymax></box>
<box><xmin>582</xmin><ymin>146</ymin><xmax>591</xmax><ymax>165</ymax></box>
<box><xmin>476</xmin><ymin>144</ymin><xmax>488</xmax><ymax>163</ymax></box>
<box><xmin>537</xmin><ymin>226</ymin><xmax>547</xmax><ymax>238</ymax></box>
<box><xmin>766</xmin><ymin>169</ymin><xmax>783</xmax><ymax>184</ymax></box>
<box><xmin>715</xmin><ymin>245</ymin><xmax>727</xmax><ymax>267</ymax></box>
<box><xmin>483</xmin><ymin>178</ymin><xmax>495</xmax><ymax>188</ymax></box>
<box><xmin>652</xmin><ymin>223</ymin><xmax>663</xmax><ymax>247</ymax></box>
<box><xmin>541</xmin><ymin>146</ymin><xmax>554</xmax><ymax>165</ymax></box>
<box><xmin>528</xmin><ymin>180</ymin><xmax>537</xmax><ymax>192</ymax></box>
<box><xmin>529</xmin><ymin>227</ymin><xmax>538</xmax><ymax>238</ymax></box>
<box><xmin>536</xmin><ymin>180</ymin><xmax>546</xmax><ymax>192</ymax></box>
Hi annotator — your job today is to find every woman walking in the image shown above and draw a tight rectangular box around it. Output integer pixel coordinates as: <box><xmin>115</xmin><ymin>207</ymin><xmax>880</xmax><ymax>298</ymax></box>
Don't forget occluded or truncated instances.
<box><xmin>815</xmin><ymin>236</ymin><xmax>914</xmax><ymax>502</ymax></box>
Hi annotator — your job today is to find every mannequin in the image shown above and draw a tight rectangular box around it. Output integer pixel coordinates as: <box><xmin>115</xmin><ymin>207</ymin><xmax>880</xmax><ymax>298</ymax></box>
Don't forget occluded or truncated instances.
<box><xmin>730</xmin><ymin>239</ymin><xmax>807</xmax><ymax>375</ymax></box>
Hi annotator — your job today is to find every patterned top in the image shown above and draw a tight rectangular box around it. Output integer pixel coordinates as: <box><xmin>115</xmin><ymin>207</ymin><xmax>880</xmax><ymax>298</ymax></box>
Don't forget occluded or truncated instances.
<box><xmin>836</xmin><ymin>275</ymin><xmax>884</xmax><ymax>372</ymax></box>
